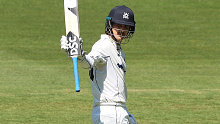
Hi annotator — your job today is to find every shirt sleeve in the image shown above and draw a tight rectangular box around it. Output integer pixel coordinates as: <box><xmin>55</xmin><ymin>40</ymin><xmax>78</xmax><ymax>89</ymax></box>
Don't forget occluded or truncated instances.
<box><xmin>78</xmin><ymin>40</ymin><xmax>108</xmax><ymax>69</ymax></box>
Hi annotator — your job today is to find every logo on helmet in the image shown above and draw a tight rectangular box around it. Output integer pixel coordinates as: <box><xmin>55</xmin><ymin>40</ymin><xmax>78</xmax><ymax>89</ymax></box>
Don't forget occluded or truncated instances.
<box><xmin>123</xmin><ymin>12</ymin><xmax>129</xmax><ymax>19</ymax></box>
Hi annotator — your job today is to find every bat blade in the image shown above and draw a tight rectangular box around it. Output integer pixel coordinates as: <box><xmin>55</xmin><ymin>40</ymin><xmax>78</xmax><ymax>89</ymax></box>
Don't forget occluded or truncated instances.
<box><xmin>64</xmin><ymin>0</ymin><xmax>80</xmax><ymax>92</ymax></box>
<box><xmin>64</xmin><ymin>0</ymin><xmax>80</xmax><ymax>37</ymax></box>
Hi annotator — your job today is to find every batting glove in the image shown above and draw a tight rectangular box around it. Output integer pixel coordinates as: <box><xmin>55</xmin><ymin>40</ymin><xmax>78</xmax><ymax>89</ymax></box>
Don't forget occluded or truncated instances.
<box><xmin>60</xmin><ymin>35</ymin><xmax>86</xmax><ymax>58</ymax></box>
<box><xmin>60</xmin><ymin>35</ymin><xmax>69</xmax><ymax>51</ymax></box>
<box><xmin>78</xmin><ymin>38</ymin><xmax>87</xmax><ymax>60</ymax></box>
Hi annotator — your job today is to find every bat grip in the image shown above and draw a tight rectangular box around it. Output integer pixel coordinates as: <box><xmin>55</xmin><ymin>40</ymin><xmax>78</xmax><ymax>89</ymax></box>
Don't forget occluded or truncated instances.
<box><xmin>72</xmin><ymin>56</ymin><xmax>80</xmax><ymax>92</ymax></box>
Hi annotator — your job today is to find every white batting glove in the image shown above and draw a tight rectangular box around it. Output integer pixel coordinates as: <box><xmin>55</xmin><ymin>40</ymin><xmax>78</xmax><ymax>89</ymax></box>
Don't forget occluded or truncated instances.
<box><xmin>60</xmin><ymin>35</ymin><xmax>69</xmax><ymax>50</ymax></box>
<box><xmin>78</xmin><ymin>38</ymin><xmax>87</xmax><ymax>60</ymax></box>
<box><xmin>60</xmin><ymin>35</ymin><xmax>86</xmax><ymax>58</ymax></box>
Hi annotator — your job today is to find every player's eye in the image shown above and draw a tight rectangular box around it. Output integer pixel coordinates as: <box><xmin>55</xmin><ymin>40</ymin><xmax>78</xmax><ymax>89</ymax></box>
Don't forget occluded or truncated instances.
<box><xmin>117</xmin><ymin>24</ymin><xmax>122</xmax><ymax>27</ymax></box>
<box><xmin>124</xmin><ymin>25</ymin><xmax>130</xmax><ymax>30</ymax></box>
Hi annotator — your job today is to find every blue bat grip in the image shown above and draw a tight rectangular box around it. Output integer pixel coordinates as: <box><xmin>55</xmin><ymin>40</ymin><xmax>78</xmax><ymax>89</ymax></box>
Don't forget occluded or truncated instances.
<box><xmin>72</xmin><ymin>57</ymin><xmax>80</xmax><ymax>92</ymax></box>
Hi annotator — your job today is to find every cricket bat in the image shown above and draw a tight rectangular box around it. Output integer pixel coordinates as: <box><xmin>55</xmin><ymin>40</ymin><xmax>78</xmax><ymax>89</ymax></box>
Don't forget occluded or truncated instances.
<box><xmin>64</xmin><ymin>0</ymin><xmax>80</xmax><ymax>92</ymax></box>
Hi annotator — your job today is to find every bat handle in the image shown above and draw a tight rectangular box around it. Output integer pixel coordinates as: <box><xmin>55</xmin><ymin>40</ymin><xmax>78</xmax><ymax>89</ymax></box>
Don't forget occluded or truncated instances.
<box><xmin>72</xmin><ymin>56</ymin><xmax>80</xmax><ymax>92</ymax></box>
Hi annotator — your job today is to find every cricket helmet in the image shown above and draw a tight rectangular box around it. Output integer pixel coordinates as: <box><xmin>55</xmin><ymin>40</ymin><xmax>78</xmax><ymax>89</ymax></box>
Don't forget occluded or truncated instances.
<box><xmin>105</xmin><ymin>5</ymin><xmax>136</xmax><ymax>43</ymax></box>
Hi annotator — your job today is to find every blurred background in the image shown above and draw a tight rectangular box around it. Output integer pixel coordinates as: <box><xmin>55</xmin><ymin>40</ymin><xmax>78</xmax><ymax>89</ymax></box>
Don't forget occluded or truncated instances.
<box><xmin>0</xmin><ymin>0</ymin><xmax>219</xmax><ymax>123</ymax></box>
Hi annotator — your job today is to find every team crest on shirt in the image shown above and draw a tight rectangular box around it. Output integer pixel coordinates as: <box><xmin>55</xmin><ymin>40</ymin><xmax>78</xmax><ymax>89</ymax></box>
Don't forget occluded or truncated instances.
<box><xmin>117</xmin><ymin>63</ymin><xmax>126</xmax><ymax>73</ymax></box>
<box><xmin>123</xmin><ymin>12</ymin><xmax>129</xmax><ymax>19</ymax></box>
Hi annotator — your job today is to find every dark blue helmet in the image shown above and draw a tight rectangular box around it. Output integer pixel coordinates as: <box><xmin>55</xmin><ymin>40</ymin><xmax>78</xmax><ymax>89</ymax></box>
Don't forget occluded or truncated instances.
<box><xmin>107</xmin><ymin>5</ymin><xmax>135</xmax><ymax>27</ymax></box>
<box><xmin>105</xmin><ymin>5</ymin><xmax>136</xmax><ymax>43</ymax></box>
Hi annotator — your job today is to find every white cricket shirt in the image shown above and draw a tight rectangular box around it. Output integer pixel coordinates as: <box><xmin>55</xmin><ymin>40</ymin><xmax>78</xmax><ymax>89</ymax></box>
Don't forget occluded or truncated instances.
<box><xmin>82</xmin><ymin>34</ymin><xmax>127</xmax><ymax>107</ymax></box>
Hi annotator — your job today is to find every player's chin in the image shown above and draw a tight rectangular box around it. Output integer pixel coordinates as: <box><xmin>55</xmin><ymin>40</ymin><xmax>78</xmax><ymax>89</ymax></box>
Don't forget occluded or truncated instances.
<box><xmin>116</xmin><ymin>37</ymin><xmax>123</xmax><ymax>42</ymax></box>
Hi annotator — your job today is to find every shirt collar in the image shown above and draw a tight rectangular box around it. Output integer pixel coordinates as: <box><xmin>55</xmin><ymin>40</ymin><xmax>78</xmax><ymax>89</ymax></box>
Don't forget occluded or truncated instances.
<box><xmin>101</xmin><ymin>34</ymin><xmax>121</xmax><ymax>50</ymax></box>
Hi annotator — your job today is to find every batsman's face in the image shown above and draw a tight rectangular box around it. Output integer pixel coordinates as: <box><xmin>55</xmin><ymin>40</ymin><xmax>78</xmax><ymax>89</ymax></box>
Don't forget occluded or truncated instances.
<box><xmin>112</xmin><ymin>23</ymin><xmax>130</xmax><ymax>43</ymax></box>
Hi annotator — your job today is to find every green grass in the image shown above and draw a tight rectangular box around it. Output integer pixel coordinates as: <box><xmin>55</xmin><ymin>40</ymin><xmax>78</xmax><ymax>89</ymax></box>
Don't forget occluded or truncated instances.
<box><xmin>0</xmin><ymin>0</ymin><xmax>220</xmax><ymax>123</ymax></box>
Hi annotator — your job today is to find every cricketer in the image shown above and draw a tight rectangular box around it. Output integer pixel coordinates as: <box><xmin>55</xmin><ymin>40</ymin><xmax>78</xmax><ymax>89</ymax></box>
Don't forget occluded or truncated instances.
<box><xmin>61</xmin><ymin>5</ymin><xmax>137</xmax><ymax>124</ymax></box>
